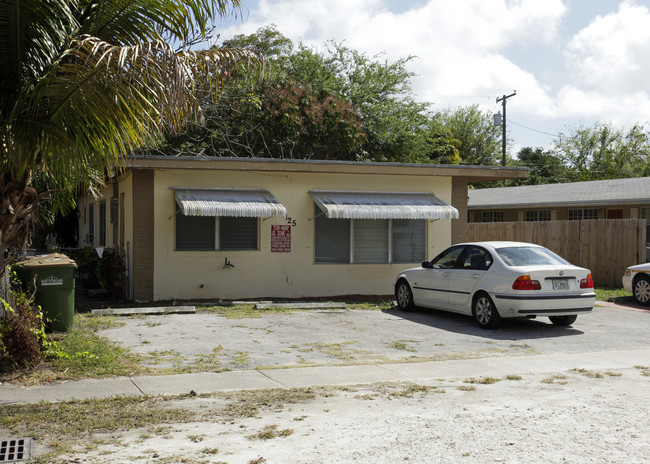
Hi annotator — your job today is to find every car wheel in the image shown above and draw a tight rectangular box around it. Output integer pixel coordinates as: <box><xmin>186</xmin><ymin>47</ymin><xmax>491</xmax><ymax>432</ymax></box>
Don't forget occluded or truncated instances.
<box><xmin>633</xmin><ymin>275</ymin><xmax>650</xmax><ymax>305</ymax></box>
<box><xmin>473</xmin><ymin>293</ymin><xmax>501</xmax><ymax>329</ymax></box>
<box><xmin>549</xmin><ymin>315</ymin><xmax>578</xmax><ymax>326</ymax></box>
<box><xmin>396</xmin><ymin>280</ymin><xmax>415</xmax><ymax>311</ymax></box>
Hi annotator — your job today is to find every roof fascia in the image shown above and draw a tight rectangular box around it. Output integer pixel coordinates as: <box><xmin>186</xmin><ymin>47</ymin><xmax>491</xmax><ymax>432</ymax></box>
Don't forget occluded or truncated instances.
<box><xmin>125</xmin><ymin>156</ymin><xmax>528</xmax><ymax>181</ymax></box>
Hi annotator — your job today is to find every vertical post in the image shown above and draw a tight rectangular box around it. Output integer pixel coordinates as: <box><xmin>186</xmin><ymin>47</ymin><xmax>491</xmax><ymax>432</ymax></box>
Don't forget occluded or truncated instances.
<box><xmin>496</xmin><ymin>91</ymin><xmax>516</xmax><ymax>166</ymax></box>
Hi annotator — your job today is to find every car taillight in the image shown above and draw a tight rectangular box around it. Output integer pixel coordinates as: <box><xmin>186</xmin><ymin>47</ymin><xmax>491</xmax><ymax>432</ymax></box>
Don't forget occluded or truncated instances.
<box><xmin>580</xmin><ymin>273</ymin><xmax>594</xmax><ymax>288</ymax></box>
<box><xmin>512</xmin><ymin>275</ymin><xmax>541</xmax><ymax>290</ymax></box>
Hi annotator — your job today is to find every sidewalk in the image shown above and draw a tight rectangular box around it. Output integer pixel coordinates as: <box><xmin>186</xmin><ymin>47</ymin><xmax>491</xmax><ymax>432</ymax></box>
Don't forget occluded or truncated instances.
<box><xmin>2</xmin><ymin>347</ymin><xmax>649</xmax><ymax>405</ymax></box>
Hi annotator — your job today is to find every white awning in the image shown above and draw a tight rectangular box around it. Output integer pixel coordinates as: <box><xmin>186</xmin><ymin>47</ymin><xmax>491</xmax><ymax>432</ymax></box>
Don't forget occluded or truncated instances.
<box><xmin>310</xmin><ymin>190</ymin><xmax>459</xmax><ymax>220</ymax></box>
<box><xmin>173</xmin><ymin>188</ymin><xmax>287</xmax><ymax>218</ymax></box>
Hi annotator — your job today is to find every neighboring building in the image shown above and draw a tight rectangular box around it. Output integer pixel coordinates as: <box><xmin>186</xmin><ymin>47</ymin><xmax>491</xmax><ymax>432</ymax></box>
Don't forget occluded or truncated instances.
<box><xmin>78</xmin><ymin>156</ymin><xmax>526</xmax><ymax>301</ymax></box>
<box><xmin>468</xmin><ymin>177</ymin><xmax>650</xmax><ymax>262</ymax></box>
<box><xmin>468</xmin><ymin>177</ymin><xmax>650</xmax><ymax>223</ymax></box>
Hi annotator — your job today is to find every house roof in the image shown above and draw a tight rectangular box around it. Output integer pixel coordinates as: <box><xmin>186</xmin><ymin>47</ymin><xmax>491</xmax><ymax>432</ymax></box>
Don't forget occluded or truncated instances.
<box><xmin>125</xmin><ymin>155</ymin><xmax>528</xmax><ymax>182</ymax></box>
<box><xmin>468</xmin><ymin>177</ymin><xmax>650</xmax><ymax>210</ymax></box>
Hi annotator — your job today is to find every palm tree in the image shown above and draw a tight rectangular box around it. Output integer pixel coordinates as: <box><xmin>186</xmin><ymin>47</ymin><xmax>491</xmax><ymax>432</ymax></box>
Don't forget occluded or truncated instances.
<box><xmin>0</xmin><ymin>0</ymin><xmax>264</xmax><ymax>282</ymax></box>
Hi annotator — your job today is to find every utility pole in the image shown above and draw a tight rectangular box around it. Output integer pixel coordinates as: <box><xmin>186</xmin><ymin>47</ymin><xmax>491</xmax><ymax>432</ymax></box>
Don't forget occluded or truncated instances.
<box><xmin>496</xmin><ymin>91</ymin><xmax>516</xmax><ymax>166</ymax></box>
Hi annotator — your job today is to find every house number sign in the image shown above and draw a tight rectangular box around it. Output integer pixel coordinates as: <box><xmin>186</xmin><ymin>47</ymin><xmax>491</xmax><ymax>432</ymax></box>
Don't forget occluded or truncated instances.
<box><xmin>271</xmin><ymin>225</ymin><xmax>291</xmax><ymax>252</ymax></box>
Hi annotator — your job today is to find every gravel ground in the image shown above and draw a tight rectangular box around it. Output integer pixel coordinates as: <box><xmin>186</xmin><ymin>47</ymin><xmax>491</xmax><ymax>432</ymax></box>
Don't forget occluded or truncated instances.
<box><xmin>56</xmin><ymin>367</ymin><xmax>650</xmax><ymax>463</ymax></box>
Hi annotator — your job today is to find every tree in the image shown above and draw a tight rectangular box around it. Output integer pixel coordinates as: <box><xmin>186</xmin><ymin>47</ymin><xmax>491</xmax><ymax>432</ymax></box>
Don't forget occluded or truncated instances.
<box><xmin>554</xmin><ymin>123</ymin><xmax>650</xmax><ymax>181</ymax></box>
<box><xmin>437</xmin><ymin>105</ymin><xmax>502</xmax><ymax>165</ymax></box>
<box><xmin>513</xmin><ymin>147</ymin><xmax>570</xmax><ymax>185</ymax></box>
<box><xmin>0</xmin><ymin>0</ymin><xmax>264</xmax><ymax>278</ymax></box>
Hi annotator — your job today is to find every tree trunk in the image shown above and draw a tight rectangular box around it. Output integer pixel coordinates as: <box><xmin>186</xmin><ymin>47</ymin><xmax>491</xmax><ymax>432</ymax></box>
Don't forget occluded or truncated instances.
<box><xmin>0</xmin><ymin>171</ymin><xmax>39</xmax><ymax>291</ymax></box>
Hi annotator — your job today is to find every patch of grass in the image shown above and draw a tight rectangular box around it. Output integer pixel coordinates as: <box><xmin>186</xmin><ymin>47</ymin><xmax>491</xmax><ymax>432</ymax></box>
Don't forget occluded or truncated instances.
<box><xmin>463</xmin><ymin>376</ymin><xmax>502</xmax><ymax>385</ymax></box>
<box><xmin>388</xmin><ymin>340</ymin><xmax>417</xmax><ymax>352</ymax></box>
<box><xmin>505</xmin><ymin>375</ymin><xmax>523</xmax><ymax>381</ymax></box>
<box><xmin>201</xmin><ymin>447</ymin><xmax>219</xmax><ymax>455</ymax></box>
<box><xmin>457</xmin><ymin>385</ymin><xmax>476</xmax><ymax>391</ymax></box>
<box><xmin>541</xmin><ymin>374</ymin><xmax>568</xmax><ymax>385</ymax></box>
<box><xmin>76</xmin><ymin>314</ymin><xmax>126</xmax><ymax>331</ymax></box>
<box><xmin>390</xmin><ymin>384</ymin><xmax>431</xmax><ymax>397</ymax></box>
<box><xmin>572</xmin><ymin>368</ymin><xmax>604</xmax><ymax>379</ymax></box>
<box><xmin>0</xmin><ymin>396</ymin><xmax>193</xmax><ymax>443</ymax></box>
<box><xmin>217</xmin><ymin>388</ymin><xmax>317</xmax><ymax>419</ymax></box>
<box><xmin>199</xmin><ymin>304</ymin><xmax>291</xmax><ymax>319</ymax></box>
<box><xmin>634</xmin><ymin>365</ymin><xmax>650</xmax><ymax>376</ymax></box>
<box><xmin>595</xmin><ymin>286</ymin><xmax>631</xmax><ymax>301</ymax></box>
<box><xmin>346</xmin><ymin>300</ymin><xmax>394</xmax><ymax>311</ymax></box>
<box><xmin>187</xmin><ymin>434</ymin><xmax>204</xmax><ymax>443</ymax></box>
<box><xmin>233</xmin><ymin>351</ymin><xmax>250</xmax><ymax>365</ymax></box>
<box><xmin>303</xmin><ymin>341</ymin><xmax>365</xmax><ymax>360</ymax></box>
<box><xmin>248</xmin><ymin>424</ymin><xmax>294</xmax><ymax>440</ymax></box>
<box><xmin>47</xmin><ymin>328</ymin><xmax>143</xmax><ymax>378</ymax></box>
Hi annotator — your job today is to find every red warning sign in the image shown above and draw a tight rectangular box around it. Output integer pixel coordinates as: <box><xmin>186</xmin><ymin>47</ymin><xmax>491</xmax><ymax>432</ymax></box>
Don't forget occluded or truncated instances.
<box><xmin>271</xmin><ymin>225</ymin><xmax>291</xmax><ymax>252</ymax></box>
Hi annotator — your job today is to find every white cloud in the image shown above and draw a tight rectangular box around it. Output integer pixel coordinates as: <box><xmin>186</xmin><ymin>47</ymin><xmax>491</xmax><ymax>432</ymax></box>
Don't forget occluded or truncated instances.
<box><xmin>564</xmin><ymin>0</ymin><xmax>650</xmax><ymax>94</ymax></box>
<box><xmin>221</xmin><ymin>0</ymin><xmax>567</xmax><ymax>111</ymax></box>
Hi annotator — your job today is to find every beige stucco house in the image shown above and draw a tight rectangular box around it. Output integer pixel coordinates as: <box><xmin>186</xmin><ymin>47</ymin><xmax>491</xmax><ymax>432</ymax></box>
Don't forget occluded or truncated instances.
<box><xmin>78</xmin><ymin>156</ymin><xmax>526</xmax><ymax>301</ymax></box>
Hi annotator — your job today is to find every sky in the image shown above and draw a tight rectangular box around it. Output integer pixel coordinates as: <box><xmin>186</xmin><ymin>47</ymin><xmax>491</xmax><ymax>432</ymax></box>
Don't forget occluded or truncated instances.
<box><xmin>213</xmin><ymin>0</ymin><xmax>650</xmax><ymax>152</ymax></box>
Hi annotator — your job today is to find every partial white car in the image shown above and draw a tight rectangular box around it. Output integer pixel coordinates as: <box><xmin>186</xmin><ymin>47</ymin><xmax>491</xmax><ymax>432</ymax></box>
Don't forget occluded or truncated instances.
<box><xmin>622</xmin><ymin>263</ymin><xmax>650</xmax><ymax>305</ymax></box>
<box><xmin>395</xmin><ymin>241</ymin><xmax>596</xmax><ymax>329</ymax></box>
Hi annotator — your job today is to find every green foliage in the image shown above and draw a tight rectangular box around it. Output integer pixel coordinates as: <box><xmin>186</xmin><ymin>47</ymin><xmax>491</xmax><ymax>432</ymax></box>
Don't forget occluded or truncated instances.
<box><xmin>437</xmin><ymin>105</ymin><xmax>502</xmax><ymax>165</ymax></box>
<box><xmin>66</xmin><ymin>247</ymin><xmax>125</xmax><ymax>296</ymax></box>
<box><xmin>554</xmin><ymin>123</ymin><xmax>650</xmax><ymax>181</ymax></box>
<box><xmin>0</xmin><ymin>0</ymin><xmax>265</xmax><ymax>276</ymax></box>
<box><xmin>158</xmin><ymin>25</ymin><xmax>464</xmax><ymax>164</ymax></box>
<box><xmin>0</xmin><ymin>272</ymin><xmax>47</xmax><ymax>371</ymax></box>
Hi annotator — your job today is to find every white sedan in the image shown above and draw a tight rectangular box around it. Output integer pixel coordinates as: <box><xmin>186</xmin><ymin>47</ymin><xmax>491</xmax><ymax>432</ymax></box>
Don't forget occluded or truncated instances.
<box><xmin>622</xmin><ymin>263</ymin><xmax>650</xmax><ymax>305</ymax></box>
<box><xmin>395</xmin><ymin>241</ymin><xmax>596</xmax><ymax>329</ymax></box>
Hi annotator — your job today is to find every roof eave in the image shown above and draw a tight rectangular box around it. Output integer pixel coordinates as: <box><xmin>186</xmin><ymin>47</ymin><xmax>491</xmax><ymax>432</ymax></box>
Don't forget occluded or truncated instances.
<box><xmin>125</xmin><ymin>155</ymin><xmax>528</xmax><ymax>181</ymax></box>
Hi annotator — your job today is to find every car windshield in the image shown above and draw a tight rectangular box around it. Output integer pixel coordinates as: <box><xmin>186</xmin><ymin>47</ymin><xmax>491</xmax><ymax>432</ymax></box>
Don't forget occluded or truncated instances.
<box><xmin>496</xmin><ymin>246</ymin><xmax>569</xmax><ymax>267</ymax></box>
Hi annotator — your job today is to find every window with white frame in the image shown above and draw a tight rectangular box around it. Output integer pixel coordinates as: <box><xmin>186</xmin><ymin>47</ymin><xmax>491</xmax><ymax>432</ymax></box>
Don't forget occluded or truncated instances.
<box><xmin>525</xmin><ymin>210</ymin><xmax>551</xmax><ymax>222</ymax></box>
<box><xmin>314</xmin><ymin>207</ymin><xmax>425</xmax><ymax>264</ymax></box>
<box><xmin>568</xmin><ymin>208</ymin><xmax>598</xmax><ymax>220</ymax></box>
<box><xmin>482</xmin><ymin>211</ymin><xmax>504</xmax><ymax>222</ymax></box>
<box><xmin>175</xmin><ymin>213</ymin><xmax>258</xmax><ymax>251</ymax></box>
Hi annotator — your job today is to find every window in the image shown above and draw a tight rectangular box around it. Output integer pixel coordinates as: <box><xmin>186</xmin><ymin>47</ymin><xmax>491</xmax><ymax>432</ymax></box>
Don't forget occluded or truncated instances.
<box><xmin>314</xmin><ymin>206</ymin><xmax>425</xmax><ymax>264</ymax></box>
<box><xmin>175</xmin><ymin>213</ymin><xmax>258</xmax><ymax>251</ymax></box>
<box><xmin>525</xmin><ymin>210</ymin><xmax>551</xmax><ymax>222</ymax></box>
<box><xmin>482</xmin><ymin>211</ymin><xmax>504</xmax><ymax>222</ymax></box>
<box><xmin>568</xmin><ymin>208</ymin><xmax>598</xmax><ymax>220</ymax></box>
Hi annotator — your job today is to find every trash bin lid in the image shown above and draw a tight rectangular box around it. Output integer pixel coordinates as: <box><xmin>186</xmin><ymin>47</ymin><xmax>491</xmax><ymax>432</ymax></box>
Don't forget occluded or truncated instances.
<box><xmin>16</xmin><ymin>253</ymin><xmax>77</xmax><ymax>268</ymax></box>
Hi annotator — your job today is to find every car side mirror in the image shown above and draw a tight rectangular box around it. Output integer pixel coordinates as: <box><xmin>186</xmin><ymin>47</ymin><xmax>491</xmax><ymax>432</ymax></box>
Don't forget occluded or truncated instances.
<box><xmin>421</xmin><ymin>261</ymin><xmax>431</xmax><ymax>269</ymax></box>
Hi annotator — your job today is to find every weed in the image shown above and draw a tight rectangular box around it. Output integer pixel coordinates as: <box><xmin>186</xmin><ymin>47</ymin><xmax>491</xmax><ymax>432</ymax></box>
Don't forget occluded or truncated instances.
<box><xmin>201</xmin><ymin>447</ymin><xmax>219</xmax><ymax>455</ymax></box>
<box><xmin>457</xmin><ymin>385</ymin><xmax>476</xmax><ymax>391</ymax></box>
<box><xmin>187</xmin><ymin>434</ymin><xmax>204</xmax><ymax>443</ymax></box>
<box><xmin>572</xmin><ymin>368</ymin><xmax>604</xmax><ymax>379</ymax></box>
<box><xmin>248</xmin><ymin>424</ymin><xmax>294</xmax><ymax>440</ymax></box>
<box><xmin>463</xmin><ymin>376</ymin><xmax>502</xmax><ymax>385</ymax></box>
<box><xmin>505</xmin><ymin>375</ymin><xmax>522</xmax><ymax>381</ymax></box>
<box><xmin>388</xmin><ymin>340</ymin><xmax>417</xmax><ymax>352</ymax></box>
<box><xmin>541</xmin><ymin>374</ymin><xmax>568</xmax><ymax>385</ymax></box>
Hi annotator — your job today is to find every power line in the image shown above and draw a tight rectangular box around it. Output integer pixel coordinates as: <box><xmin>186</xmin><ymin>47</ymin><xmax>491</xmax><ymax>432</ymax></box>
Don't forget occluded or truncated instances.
<box><xmin>507</xmin><ymin>119</ymin><xmax>561</xmax><ymax>138</ymax></box>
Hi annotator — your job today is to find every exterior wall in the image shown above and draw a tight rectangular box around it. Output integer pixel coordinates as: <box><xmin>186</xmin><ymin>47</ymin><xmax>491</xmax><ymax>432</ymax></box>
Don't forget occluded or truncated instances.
<box><xmin>451</xmin><ymin>177</ymin><xmax>468</xmax><ymax>245</ymax></box>
<box><xmin>150</xmin><ymin>168</ymin><xmax>454</xmax><ymax>300</ymax></box>
<box><xmin>131</xmin><ymin>170</ymin><xmax>154</xmax><ymax>301</ymax></box>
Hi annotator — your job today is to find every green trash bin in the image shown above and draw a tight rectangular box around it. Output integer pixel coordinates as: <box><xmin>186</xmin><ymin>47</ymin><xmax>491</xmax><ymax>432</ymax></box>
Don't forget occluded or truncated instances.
<box><xmin>14</xmin><ymin>253</ymin><xmax>77</xmax><ymax>332</ymax></box>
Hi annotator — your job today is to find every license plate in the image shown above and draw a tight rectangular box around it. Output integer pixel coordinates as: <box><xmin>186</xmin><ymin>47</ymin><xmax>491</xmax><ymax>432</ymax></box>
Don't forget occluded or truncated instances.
<box><xmin>552</xmin><ymin>279</ymin><xmax>569</xmax><ymax>290</ymax></box>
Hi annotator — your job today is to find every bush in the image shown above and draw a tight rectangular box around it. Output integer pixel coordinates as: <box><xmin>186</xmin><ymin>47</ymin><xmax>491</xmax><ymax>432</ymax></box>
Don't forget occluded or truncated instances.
<box><xmin>0</xmin><ymin>277</ymin><xmax>46</xmax><ymax>372</ymax></box>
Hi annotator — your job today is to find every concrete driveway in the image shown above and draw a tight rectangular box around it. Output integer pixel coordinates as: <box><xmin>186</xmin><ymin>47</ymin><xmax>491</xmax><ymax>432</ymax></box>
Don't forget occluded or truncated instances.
<box><xmin>97</xmin><ymin>301</ymin><xmax>650</xmax><ymax>373</ymax></box>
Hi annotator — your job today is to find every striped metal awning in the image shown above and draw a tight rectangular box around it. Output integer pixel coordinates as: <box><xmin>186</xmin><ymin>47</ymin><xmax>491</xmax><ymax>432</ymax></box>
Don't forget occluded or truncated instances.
<box><xmin>173</xmin><ymin>188</ymin><xmax>287</xmax><ymax>218</ymax></box>
<box><xmin>310</xmin><ymin>190</ymin><xmax>459</xmax><ymax>220</ymax></box>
